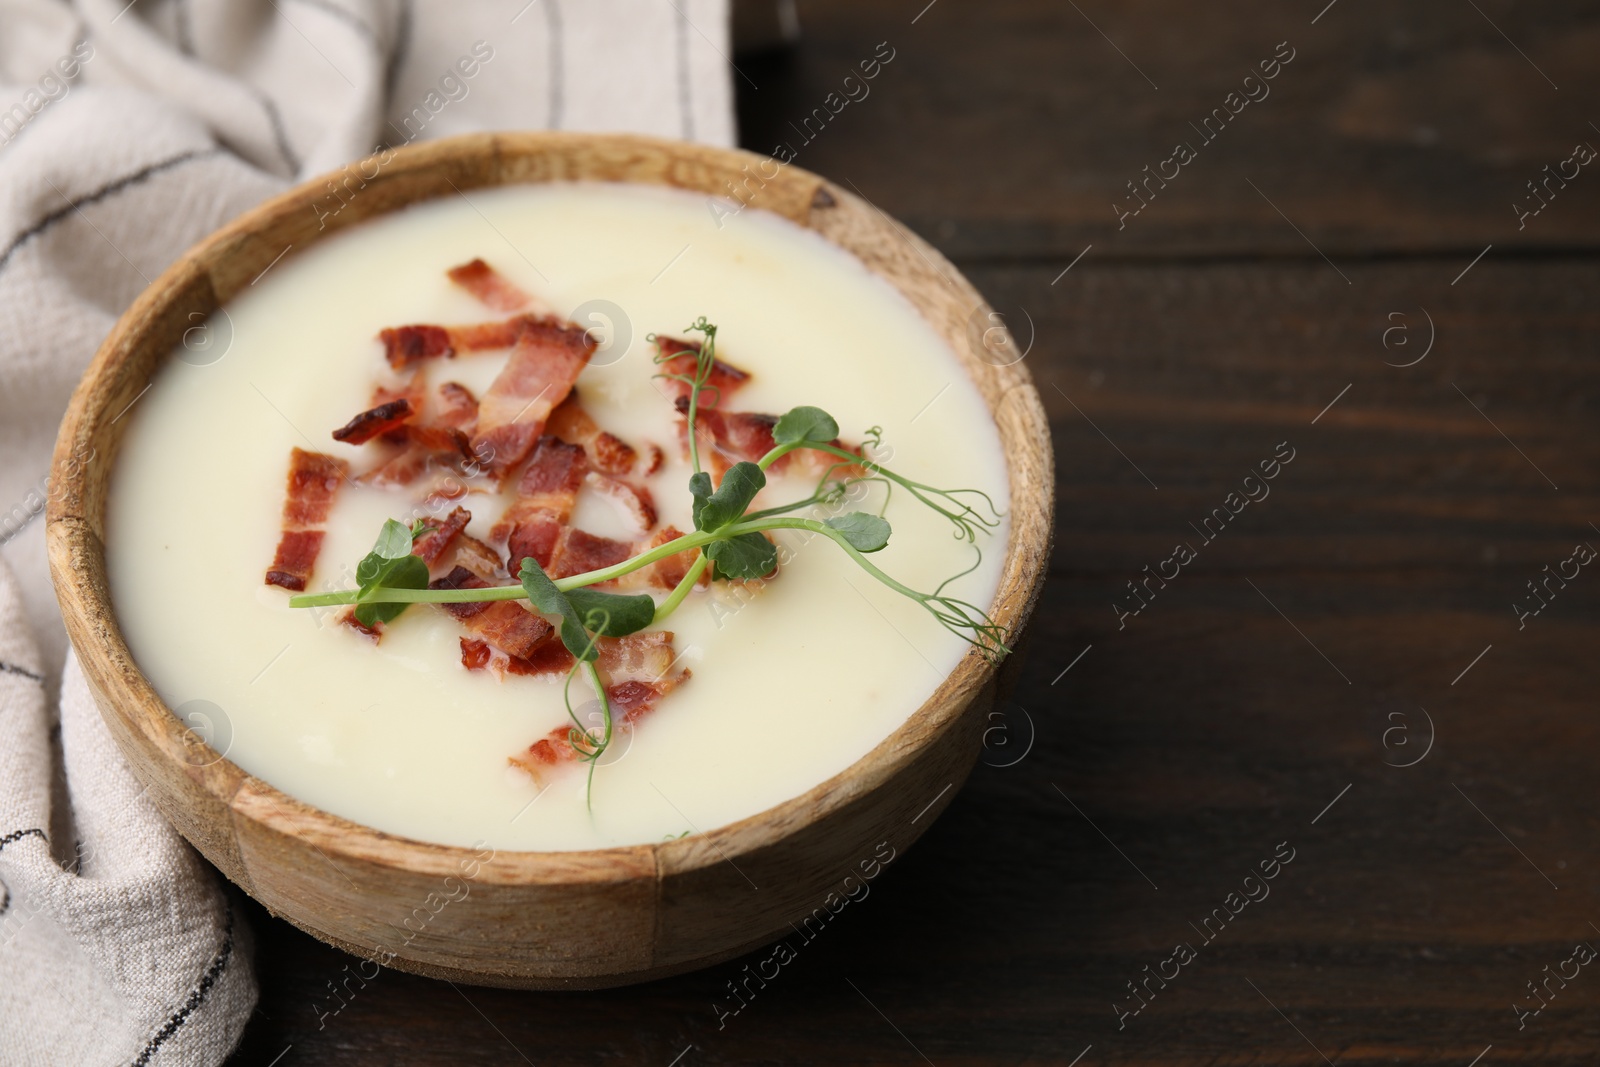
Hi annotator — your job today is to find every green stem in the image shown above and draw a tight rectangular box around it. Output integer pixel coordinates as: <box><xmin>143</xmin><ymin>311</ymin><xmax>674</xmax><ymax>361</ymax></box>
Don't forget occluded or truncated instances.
<box><xmin>652</xmin><ymin>553</ymin><xmax>708</xmax><ymax>623</ymax></box>
<box><xmin>721</xmin><ymin>517</ymin><xmax>924</xmax><ymax>600</ymax></box>
<box><xmin>685</xmin><ymin>380</ymin><xmax>703</xmax><ymax>477</ymax></box>
<box><xmin>290</xmin><ymin>518</ymin><xmax>866</xmax><ymax>610</ymax></box>
<box><xmin>682</xmin><ymin>327</ymin><xmax>717</xmax><ymax>477</ymax></box>
<box><xmin>740</xmin><ymin>489</ymin><xmax>837</xmax><ymax>523</ymax></box>
<box><xmin>288</xmin><ymin>529</ymin><xmax>722</xmax><ymax>608</ymax></box>
<box><xmin>573</xmin><ymin>656</ymin><xmax>611</xmax><ymax>809</ymax></box>
<box><xmin>756</xmin><ymin>441</ymin><xmax>799</xmax><ymax>471</ymax></box>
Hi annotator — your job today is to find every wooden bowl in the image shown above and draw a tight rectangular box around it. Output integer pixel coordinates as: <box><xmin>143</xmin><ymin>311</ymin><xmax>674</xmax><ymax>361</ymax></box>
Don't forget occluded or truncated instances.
<box><xmin>46</xmin><ymin>132</ymin><xmax>1053</xmax><ymax>989</ymax></box>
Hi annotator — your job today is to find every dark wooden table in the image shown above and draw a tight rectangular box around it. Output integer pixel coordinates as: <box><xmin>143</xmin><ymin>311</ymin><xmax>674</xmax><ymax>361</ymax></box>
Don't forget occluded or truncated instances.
<box><xmin>226</xmin><ymin>3</ymin><xmax>1600</xmax><ymax>1063</ymax></box>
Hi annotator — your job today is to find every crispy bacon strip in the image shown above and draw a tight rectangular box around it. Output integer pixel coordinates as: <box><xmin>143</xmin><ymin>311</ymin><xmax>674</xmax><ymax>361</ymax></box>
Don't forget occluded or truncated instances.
<box><xmin>378</xmin><ymin>324</ymin><xmax>451</xmax><ymax>368</ymax></box>
<box><xmin>459</xmin><ymin>636</ymin><xmax>574</xmax><ymax>679</ymax></box>
<box><xmin>265</xmin><ymin>448</ymin><xmax>348</xmax><ymax>591</ymax></box>
<box><xmin>357</xmin><ymin>430</ymin><xmax>473</xmax><ymax>488</ymax></box>
<box><xmin>373</xmin><ymin>369</ymin><xmax>426</xmax><ymax>409</ymax></box>
<box><xmin>449</xmin><ymin>316</ymin><xmax>542</xmax><ymax>352</ymax></box>
<box><xmin>447</xmin><ymin>258</ymin><xmax>532</xmax><ymax>312</ymax></box>
<box><xmin>332</xmin><ymin>398</ymin><xmax>414</xmax><ymax>445</ymax></box>
<box><xmin>429</xmin><ymin>566</ymin><xmax>553</xmax><ymax>659</ymax></box>
<box><xmin>435</xmin><ymin>381</ymin><xmax>478</xmax><ymax>431</ymax></box>
<box><xmin>546</xmin><ymin>390</ymin><xmax>638</xmax><ymax>474</ymax></box>
<box><xmin>446</xmin><ymin>533</ymin><xmax>504</xmax><ymax>581</ymax></box>
<box><xmin>585</xmin><ymin>471</ymin><xmax>657</xmax><ymax>531</ymax></box>
<box><xmin>613</xmin><ymin>525</ymin><xmax>707</xmax><ymax>593</ymax></box>
<box><xmin>550</xmin><ymin>528</ymin><xmax>635</xmax><ymax>581</ymax></box>
<box><xmin>655</xmin><ymin>336</ymin><xmax>750</xmax><ymax>409</ymax></box>
<box><xmin>681</xmin><ymin>403</ymin><xmax>778</xmax><ymax>463</ymax></box>
<box><xmin>412</xmin><ymin>506</ymin><xmax>472</xmax><ymax>568</ymax></box>
<box><xmin>355</xmin><ymin>382</ymin><xmax>480</xmax><ymax>489</ymax></box>
<box><xmin>506</xmin><ymin>632</ymin><xmax>691</xmax><ymax>777</ymax></box>
<box><xmin>494</xmin><ymin>436</ymin><xmax>586</xmax><ymax>574</ymax></box>
<box><xmin>378</xmin><ymin>313</ymin><xmax>548</xmax><ymax>369</ymax></box>
<box><xmin>680</xmin><ymin>399</ymin><xmax>863</xmax><ymax>483</ymax></box>
<box><xmin>470</xmin><ymin>321</ymin><xmax>595</xmax><ymax>475</ymax></box>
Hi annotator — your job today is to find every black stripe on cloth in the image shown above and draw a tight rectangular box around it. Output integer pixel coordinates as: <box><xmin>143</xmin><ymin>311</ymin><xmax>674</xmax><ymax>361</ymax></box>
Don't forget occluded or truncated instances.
<box><xmin>0</xmin><ymin>828</ymin><xmax>47</xmax><ymax>853</ymax></box>
<box><xmin>0</xmin><ymin>147</ymin><xmax>227</xmax><ymax>277</ymax></box>
<box><xmin>674</xmin><ymin>2</ymin><xmax>693</xmax><ymax>141</ymax></box>
<box><xmin>251</xmin><ymin>87</ymin><xmax>302</xmax><ymax>175</ymax></box>
<box><xmin>129</xmin><ymin>902</ymin><xmax>237</xmax><ymax>1067</ymax></box>
<box><xmin>545</xmin><ymin>0</ymin><xmax>564</xmax><ymax>129</ymax></box>
<box><xmin>0</xmin><ymin>661</ymin><xmax>43</xmax><ymax>683</ymax></box>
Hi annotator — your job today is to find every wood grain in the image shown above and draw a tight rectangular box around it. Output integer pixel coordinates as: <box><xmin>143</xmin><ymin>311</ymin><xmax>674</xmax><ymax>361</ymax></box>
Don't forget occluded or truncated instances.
<box><xmin>738</xmin><ymin>0</ymin><xmax>1600</xmax><ymax>260</ymax></box>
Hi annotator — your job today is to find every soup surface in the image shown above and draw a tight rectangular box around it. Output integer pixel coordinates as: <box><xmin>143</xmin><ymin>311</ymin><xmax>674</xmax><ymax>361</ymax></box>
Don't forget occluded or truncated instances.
<box><xmin>107</xmin><ymin>181</ymin><xmax>1009</xmax><ymax>851</ymax></box>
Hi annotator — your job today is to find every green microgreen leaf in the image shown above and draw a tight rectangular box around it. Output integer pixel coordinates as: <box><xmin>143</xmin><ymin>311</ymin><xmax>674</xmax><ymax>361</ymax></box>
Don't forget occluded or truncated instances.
<box><xmin>352</xmin><ymin>519</ymin><xmax>429</xmax><ymax>627</ymax></box>
<box><xmin>773</xmin><ymin>405</ymin><xmax>839</xmax><ymax>446</ymax></box>
<box><xmin>824</xmin><ymin>512</ymin><xmax>891</xmax><ymax>553</ymax></box>
<box><xmin>373</xmin><ymin>518</ymin><xmax>415</xmax><ymax>560</ymax></box>
<box><xmin>519</xmin><ymin>556</ymin><xmax>597</xmax><ymax>661</ymax></box>
<box><xmin>688</xmin><ymin>470</ymin><xmax>713</xmax><ymax>527</ymax></box>
<box><xmin>692</xmin><ymin>461</ymin><xmax>765</xmax><ymax>532</ymax></box>
<box><xmin>705</xmin><ymin>531</ymin><xmax>778</xmax><ymax>581</ymax></box>
<box><xmin>566</xmin><ymin>588</ymin><xmax>656</xmax><ymax>637</ymax></box>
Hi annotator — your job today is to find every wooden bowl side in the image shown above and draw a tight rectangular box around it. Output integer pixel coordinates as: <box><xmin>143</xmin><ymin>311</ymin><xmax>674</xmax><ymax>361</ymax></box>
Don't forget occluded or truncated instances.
<box><xmin>46</xmin><ymin>132</ymin><xmax>1053</xmax><ymax>986</ymax></box>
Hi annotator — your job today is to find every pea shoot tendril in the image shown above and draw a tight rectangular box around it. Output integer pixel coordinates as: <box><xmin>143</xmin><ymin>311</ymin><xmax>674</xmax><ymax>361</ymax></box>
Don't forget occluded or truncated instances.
<box><xmin>288</xmin><ymin>319</ymin><xmax>1009</xmax><ymax>801</ymax></box>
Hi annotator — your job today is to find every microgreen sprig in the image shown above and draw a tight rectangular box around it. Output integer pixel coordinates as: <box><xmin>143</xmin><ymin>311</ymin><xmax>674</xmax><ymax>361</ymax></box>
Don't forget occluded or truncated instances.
<box><xmin>288</xmin><ymin>319</ymin><xmax>1012</xmax><ymax>800</ymax></box>
<box><xmin>350</xmin><ymin>518</ymin><xmax>434</xmax><ymax>628</ymax></box>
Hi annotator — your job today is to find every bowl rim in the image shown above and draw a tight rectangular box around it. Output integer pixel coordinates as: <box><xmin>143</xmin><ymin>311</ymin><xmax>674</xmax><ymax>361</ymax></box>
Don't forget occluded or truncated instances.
<box><xmin>46</xmin><ymin>130</ymin><xmax>1053</xmax><ymax>888</ymax></box>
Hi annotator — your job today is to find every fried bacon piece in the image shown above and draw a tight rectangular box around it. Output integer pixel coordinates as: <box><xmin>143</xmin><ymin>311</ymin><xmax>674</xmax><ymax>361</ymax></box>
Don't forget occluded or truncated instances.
<box><xmin>372</xmin><ymin>369</ymin><xmax>426</xmax><ymax>408</ymax></box>
<box><xmin>357</xmin><ymin>430</ymin><xmax>471</xmax><ymax>489</ymax></box>
<box><xmin>550</xmin><ymin>528</ymin><xmax>635</xmax><ymax>580</ymax></box>
<box><xmin>597</xmin><ymin>631</ymin><xmax>690</xmax><ymax>721</ymax></box>
<box><xmin>459</xmin><ymin>636</ymin><xmax>574</xmax><ymax>679</ymax></box>
<box><xmin>679</xmin><ymin>398</ymin><xmax>864</xmax><ymax>483</ymax></box>
<box><xmin>470</xmin><ymin>321</ymin><xmax>595</xmax><ymax>475</ymax></box>
<box><xmin>505</xmin><ymin>632</ymin><xmax>691</xmax><ymax>778</ymax></box>
<box><xmin>435</xmin><ymin>381</ymin><xmax>478</xmax><ymax>432</ymax></box>
<box><xmin>412</xmin><ymin>506</ymin><xmax>472</xmax><ymax>568</ymax></box>
<box><xmin>446</xmin><ymin>533</ymin><xmax>504</xmax><ymax>582</ymax></box>
<box><xmin>675</xmin><ymin>400</ymin><xmax>779</xmax><ymax>482</ymax></box>
<box><xmin>585</xmin><ymin>471</ymin><xmax>657</xmax><ymax>531</ymax></box>
<box><xmin>654</xmin><ymin>336</ymin><xmax>750</xmax><ymax>409</ymax></box>
<box><xmin>265</xmin><ymin>448</ymin><xmax>348</xmax><ymax>591</ymax></box>
<box><xmin>355</xmin><ymin>382</ymin><xmax>480</xmax><ymax>490</ymax></box>
<box><xmin>613</xmin><ymin>525</ymin><xmax>708</xmax><ymax>593</ymax></box>
<box><xmin>331</xmin><ymin>398</ymin><xmax>414</xmax><ymax>445</ymax></box>
<box><xmin>494</xmin><ymin>436</ymin><xmax>586</xmax><ymax>574</ymax></box>
<box><xmin>447</xmin><ymin>258</ymin><xmax>531</xmax><ymax>312</ymax></box>
<box><xmin>378</xmin><ymin>313</ymin><xmax>548</xmax><ymax>369</ymax></box>
<box><xmin>378</xmin><ymin>324</ymin><xmax>451</xmax><ymax>368</ymax></box>
<box><xmin>546</xmin><ymin>390</ymin><xmax>638</xmax><ymax>475</ymax></box>
<box><xmin>680</xmin><ymin>403</ymin><xmax>778</xmax><ymax>463</ymax></box>
<box><xmin>429</xmin><ymin>566</ymin><xmax>553</xmax><ymax>659</ymax></box>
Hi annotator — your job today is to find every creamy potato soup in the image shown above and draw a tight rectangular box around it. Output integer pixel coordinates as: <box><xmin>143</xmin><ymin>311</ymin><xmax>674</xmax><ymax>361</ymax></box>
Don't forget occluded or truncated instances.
<box><xmin>107</xmin><ymin>182</ymin><xmax>1009</xmax><ymax>851</ymax></box>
